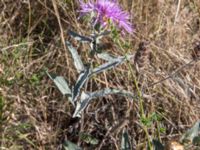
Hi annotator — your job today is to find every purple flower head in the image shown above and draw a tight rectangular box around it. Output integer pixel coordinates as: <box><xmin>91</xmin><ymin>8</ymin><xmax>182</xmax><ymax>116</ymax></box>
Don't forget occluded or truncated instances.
<box><xmin>79</xmin><ymin>0</ymin><xmax>133</xmax><ymax>34</ymax></box>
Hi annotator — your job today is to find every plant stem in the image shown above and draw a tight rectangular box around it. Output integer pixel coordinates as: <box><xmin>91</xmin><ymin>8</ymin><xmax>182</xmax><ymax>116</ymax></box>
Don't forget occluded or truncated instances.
<box><xmin>116</xmin><ymin>39</ymin><xmax>152</xmax><ymax>150</ymax></box>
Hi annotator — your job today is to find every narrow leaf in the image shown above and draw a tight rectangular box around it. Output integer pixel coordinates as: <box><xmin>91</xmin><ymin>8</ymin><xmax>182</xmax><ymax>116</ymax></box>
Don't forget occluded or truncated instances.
<box><xmin>92</xmin><ymin>31</ymin><xmax>110</xmax><ymax>40</ymax></box>
<box><xmin>73</xmin><ymin>88</ymin><xmax>135</xmax><ymax>118</ymax></box>
<box><xmin>90</xmin><ymin>39</ymin><xmax>97</xmax><ymax>54</ymax></box>
<box><xmin>73</xmin><ymin>92</ymin><xmax>90</xmax><ymax>118</ymax></box>
<box><xmin>90</xmin><ymin>88</ymin><xmax>135</xmax><ymax>99</ymax></box>
<box><xmin>89</xmin><ymin>32</ymin><xmax>111</xmax><ymax>54</ymax></box>
<box><xmin>91</xmin><ymin>58</ymin><xmax>121</xmax><ymax>76</ymax></box>
<box><xmin>68</xmin><ymin>30</ymin><xmax>92</xmax><ymax>43</ymax></box>
<box><xmin>47</xmin><ymin>72</ymin><xmax>73</xmax><ymax>105</ymax></box>
<box><xmin>90</xmin><ymin>55</ymin><xmax>134</xmax><ymax>76</ymax></box>
<box><xmin>91</xmin><ymin>59</ymin><xmax>122</xmax><ymax>76</ymax></box>
<box><xmin>72</xmin><ymin>65</ymin><xmax>91</xmax><ymax>102</ymax></box>
<box><xmin>97</xmin><ymin>53</ymin><xmax>117</xmax><ymax>61</ymax></box>
<box><xmin>63</xmin><ymin>140</ymin><xmax>82</xmax><ymax>150</ymax></box>
<box><xmin>121</xmin><ymin>128</ymin><xmax>131</xmax><ymax>150</ymax></box>
<box><xmin>66</xmin><ymin>41</ymin><xmax>85</xmax><ymax>72</ymax></box>
<box><xmin>193</xmin><ymin>136</ymin><xmax>200</xmax><ymax>146</ymax></box>
<box><xmin>152</xmin><ymin>139</ymin><xmax>164</xmax><ymax>150</ymax></box>
<box><xmin>180</xmin><ymin>120</ymin><xmax>200</xmax><ymax>143</ymax></box>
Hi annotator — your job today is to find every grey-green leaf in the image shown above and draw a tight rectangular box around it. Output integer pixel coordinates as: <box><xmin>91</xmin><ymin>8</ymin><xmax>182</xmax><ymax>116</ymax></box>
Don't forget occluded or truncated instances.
<box><xmin>68</xmin><ymin>30</ymin><xmax>92</xmax><ymax>43</ymax></box>
<box><xmin>89</xmin><ymin>88</ymin><xmax>135</xmax><ymax>99</ymax></box>
<box><xmin>121</xmin><ymin>128</ymin><xmax>131</xmax><ymax>150</ymax></box>
<box><xmin>66</xmin><ymin>41</ymin><xmax>85</xmax><ymax>73</ymax></box>
<box><xmin>46</xmin><ymin>72</ymin><xmax>73</xmax><ymax>105</ymax></box>
<box><xmin>90</xmin><ymin>55</ymin><xmax>134</xmax><ymax>76</ymax></box>
<box><xmin>152</xmin><ymin>139</ymin><xmax>164</xmax><ymax>150</ymax></box>
<box><xmin>73</xmin><ymin>92</ymin><xmax>90</xmax><ymax>118</ymax></box>
<box><xmin>180</xmin><ymin>120</ymin><xmax>200</xmax><ymax>143</ymax></box>
<box><xmin>89</xmin><ymin>31</ymin><xmax>110</xmax><ymax>54</ymax></box>
<box><xmin>193</xmin><ymin>136</ymin><xmax>200</xmax><ymax>146</ymax></box>
<box><xmin>97</xmin><ymin>53</ymin><xmax>117</xmax><ymax>61</ymax></box>
<box><xmin>90</xmin><ymin>39</ymin><xmax>97</xmax><ymax>54</ymax></box>
<box><xmin>63</xmin><ymin>140</ymin><xmax>82</xmax><ymax>150</ymax></box>
<box><xmin>73</xmin><ymin>88</ymin><xmax>135</xmax><ymax>118</ymax></box>
<box><xmin>90</xmin><ymin>59</ymin><xmax>123</xmax><ymax>76</ymax></box>
<box><xmin>92</xmin><ymin>30</ymin><xmax>110</xmax><ymax>40</ymax></box>
<box><xmin>72</xmin><ymin>65</ymin><xmax>91</xmax><ymax>102</ymax></box>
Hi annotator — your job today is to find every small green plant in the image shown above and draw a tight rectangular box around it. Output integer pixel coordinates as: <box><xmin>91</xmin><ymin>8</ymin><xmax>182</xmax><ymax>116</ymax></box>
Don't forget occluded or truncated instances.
<box><xmin>140</xmin><ymin>112</ymin><xmax>161</xmax><ymax>127</ymax></box>
<box><xmin>79</xmin><ymin>132</ymin><xmax>99</xmax><ymax>145</ymax></box>
<box><xmin>30</xmin><ymin>73</ymin><xmax>41</xmax><ymax>85</ymax></box>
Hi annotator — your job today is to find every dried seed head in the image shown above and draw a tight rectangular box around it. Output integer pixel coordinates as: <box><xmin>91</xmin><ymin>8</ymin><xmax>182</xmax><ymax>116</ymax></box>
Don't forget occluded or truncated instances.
<box><xmin>134</xmin><ymin>41</ymin><xmax>150</xmax><ymax>72</ymax></box>
<box><xmin>192</xmin><ymin>41</ymin><xmax>200</xmax><ymax>59</ymax></box>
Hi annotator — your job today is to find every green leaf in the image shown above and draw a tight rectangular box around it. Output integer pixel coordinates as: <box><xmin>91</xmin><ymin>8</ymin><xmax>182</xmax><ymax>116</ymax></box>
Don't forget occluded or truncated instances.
<box><xmin>140</xmin><ymin>116</ymin><xmax>152</xmax><ymax>127</ymax></box>
<box><xmin>79</xmin><ymin>132</ymin><xmax>99</xmax><ymax>145</ymax></box>
<box><xmin>30</xmin><ymin>74</ymin><xmax>40</xmax><ymax>85</ymax></box>
<box><xmin>63</xmin><ymin>140</ymin><xmax>82</xmax><ymax>150</ymax></box>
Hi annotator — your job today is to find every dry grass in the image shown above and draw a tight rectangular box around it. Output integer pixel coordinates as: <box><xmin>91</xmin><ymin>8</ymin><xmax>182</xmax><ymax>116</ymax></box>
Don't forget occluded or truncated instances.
<box><xmin>0</xmin><ymin>0</ymin><xmax>200</xmax><ymax>149</ymax></box>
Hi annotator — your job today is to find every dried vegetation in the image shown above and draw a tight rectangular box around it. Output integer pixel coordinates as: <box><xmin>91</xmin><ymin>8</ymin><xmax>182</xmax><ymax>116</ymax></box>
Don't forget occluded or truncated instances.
<box><xmin>0</xmin><ymin>0</ymin><xmax>200</xmax><ymax>149</ymax></box>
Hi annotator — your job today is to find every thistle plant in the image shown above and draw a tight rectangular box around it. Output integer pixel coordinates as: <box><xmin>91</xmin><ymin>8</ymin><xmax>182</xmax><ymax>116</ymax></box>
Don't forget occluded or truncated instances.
<box><xmin>48</xmin><ymin>0</ymin><xmax>134</xmax><ymax>117</ymax></box>
<box><xmin>47</xmin><ymin>0</ymin><xmax>135</xmax><ymax>148</ymax></box>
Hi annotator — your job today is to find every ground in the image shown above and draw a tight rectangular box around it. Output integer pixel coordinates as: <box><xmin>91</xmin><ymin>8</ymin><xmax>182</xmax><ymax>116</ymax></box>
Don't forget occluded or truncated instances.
<box><xmin>0</xmin><ymin>0</ymin><xmax>200</xmax><ymax>149</ymax></box>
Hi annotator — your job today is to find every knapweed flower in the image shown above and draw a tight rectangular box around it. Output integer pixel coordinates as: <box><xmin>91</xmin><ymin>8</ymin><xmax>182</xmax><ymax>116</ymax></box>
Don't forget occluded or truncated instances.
<box><xmin>79</xmin><ymin>0</ymin><xmax>133</xmax><ymax>34</ymax></box>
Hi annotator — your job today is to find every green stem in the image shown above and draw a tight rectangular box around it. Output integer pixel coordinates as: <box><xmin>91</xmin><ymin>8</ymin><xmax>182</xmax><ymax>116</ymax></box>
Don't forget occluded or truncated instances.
<box><xmin>117</xmin><ymin>39</ymin><xmax>152</xmax><ymax>150</ymax></box>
